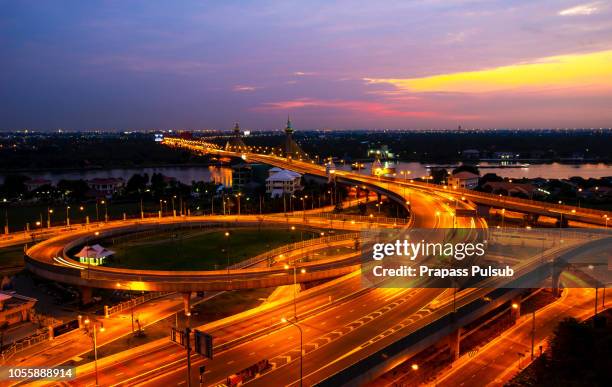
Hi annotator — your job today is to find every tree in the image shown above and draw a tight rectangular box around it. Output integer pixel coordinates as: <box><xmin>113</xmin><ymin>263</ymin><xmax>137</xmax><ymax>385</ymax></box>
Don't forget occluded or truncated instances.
<box><xmin>126</xmin><ymin>173</ymin><xmax>149</xmax><ymax>193</ymax></box>
<box><xmin>150</xmin><ymin>173</ymin><xmax>167</xmax><ymax>195</ymax></box>
<box><xmin>430</xmin><ymin>168</ymin><xmax>448</xmax><ymax>184</ymax></box>
<box><xmin>1</xmin><ymin>175</ymin><xmax>29</xmax><ymax>198</ymax></box>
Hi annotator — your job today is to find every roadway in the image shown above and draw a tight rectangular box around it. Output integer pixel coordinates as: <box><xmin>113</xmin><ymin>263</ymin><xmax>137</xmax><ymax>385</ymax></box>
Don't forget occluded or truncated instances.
<box><xmin>24</xmin><ymin>215</ymin><xmax>386</xmax><ymax>292</ymax></box>
<box><xmin>430</xmin><ymin>286</ymin><xmax>603</xmax><ymax>386</ymax></box>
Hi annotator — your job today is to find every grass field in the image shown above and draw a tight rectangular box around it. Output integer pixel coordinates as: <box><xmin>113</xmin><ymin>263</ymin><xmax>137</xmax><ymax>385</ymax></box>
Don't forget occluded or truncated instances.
<box><xmin>105</xmin><ymin>228</ymin><xmax>317</xmax><ymax>270</ymax></box>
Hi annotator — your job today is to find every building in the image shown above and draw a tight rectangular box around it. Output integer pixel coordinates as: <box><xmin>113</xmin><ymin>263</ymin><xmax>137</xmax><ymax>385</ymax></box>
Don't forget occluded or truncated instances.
<box><xmin>266</xmin><ymin>169</ymin><xmax>302</xmax><ymax>198</ymax></box>
<box><xmin>461</xmin><ymin>149</ymin><xmax>480</xmax><ymax>160</ymax></box>
<box><xmin>87</xmin><ymin>178</ymin><xmax>124</xmax><ymax>197</ymax></box>
<box><xmin>74</xmin><ymin>244</ymin><xmax>115</xmax><ymax>266</ymax></box>
<box><xmin>482</xmin><ymin>181</ymin><xmax>537</xmax><ymax>198</ymax></box>
<box><xmin>447</xmin><ymin>171</ymin><xmax>480</xmax><ymax>189</ymax></box>
<box><xmin>0</xmin><ymin>292</ymin><xmax>37</xmax><ymax>326</ymax></box>
<box><xmin>231</xmin><ymin>163</ymin><xmax>269</xmax><ymax>192</ymax></box>
<box><xmin>493</xmin><ymin>151</ymin><xmax>520</xmax><ymax>160</ymax></box>
<box><xmin>367</xmin><ymin>145</ymin><xmax>394</xmax><ymax>159</ymax></box>
<box><xmin>25</xmin><ymin>178</ymin><xmax>52</xmax><ymax>192</ymax></box>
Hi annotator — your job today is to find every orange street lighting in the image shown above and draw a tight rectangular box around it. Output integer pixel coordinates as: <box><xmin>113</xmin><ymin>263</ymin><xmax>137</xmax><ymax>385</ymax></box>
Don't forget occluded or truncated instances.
<box><xmin>411</xmin><ymin>364</ymin><xmax>419</xmax><ymax>371</ymax></box>
<box><xmin>512</xmin><ymin>303</ymin><xmax>519</xmax><ymax>309</ymax></box>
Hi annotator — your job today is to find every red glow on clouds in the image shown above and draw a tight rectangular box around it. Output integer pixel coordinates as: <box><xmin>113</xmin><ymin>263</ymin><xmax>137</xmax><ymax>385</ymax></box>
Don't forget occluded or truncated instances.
<box><xmin>255</xmin><ymin>98</ymin><xmax>437</xmax><ymax>118</ymax></box>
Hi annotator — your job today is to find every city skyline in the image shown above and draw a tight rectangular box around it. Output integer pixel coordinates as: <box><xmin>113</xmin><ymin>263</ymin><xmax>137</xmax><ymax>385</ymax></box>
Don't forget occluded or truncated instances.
<box><xmin>2</xmin><ymin>1</ymin><xmax>612</xmax><ymax>130</ymax></box>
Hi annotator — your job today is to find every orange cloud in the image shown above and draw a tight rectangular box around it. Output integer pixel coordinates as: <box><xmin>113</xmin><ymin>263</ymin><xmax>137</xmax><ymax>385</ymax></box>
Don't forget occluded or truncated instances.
<box><xmin>364</xmin><ymin>50</ymin><xmax>612</xmax><ymax>94</ymax></box>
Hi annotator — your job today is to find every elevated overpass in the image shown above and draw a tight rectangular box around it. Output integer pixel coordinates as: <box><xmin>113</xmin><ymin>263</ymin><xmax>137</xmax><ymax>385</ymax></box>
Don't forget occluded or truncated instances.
<box><xmin>24</xmin><ymin>215</ymin><xmax>379</xmax><ymax>294</ymax></box>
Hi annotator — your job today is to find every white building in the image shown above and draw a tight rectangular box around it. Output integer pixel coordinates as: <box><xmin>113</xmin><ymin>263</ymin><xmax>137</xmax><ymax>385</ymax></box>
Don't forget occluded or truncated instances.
<box><xmin>87</xmin><ymin>178</ymin><xmax>125</xmax><ymax>197</ymax></box>
<box><xmin>266</xmin><ymin>169</ymin><xmax>302</xmax><ymax>198</ymax></box>
<box><xmin>447</xmin><ymin>171</ymin><xmax>479</xmax><ymax>189</ymax></box>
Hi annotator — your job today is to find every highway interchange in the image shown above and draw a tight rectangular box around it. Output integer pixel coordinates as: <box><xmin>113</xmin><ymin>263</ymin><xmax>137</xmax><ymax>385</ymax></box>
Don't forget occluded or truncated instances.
<box><xmin>2</xmin><ymin>138</ymin><xmax>609</xmax><ymax>386</ymax></box>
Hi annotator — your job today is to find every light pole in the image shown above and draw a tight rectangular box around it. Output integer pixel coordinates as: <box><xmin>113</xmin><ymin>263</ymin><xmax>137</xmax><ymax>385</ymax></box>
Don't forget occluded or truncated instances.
<box><xmin>66</xmin><ymin>206</ymin><xmax>71</xmax><ymax>226</ymax></box>
<box><xmin>284</xmin><ymin>264</ymin><xmax>305</xmax><ymax>320</ymax></box>
<box><xmin>281</xmin><ymin>317</ymin><xmax>303</xmax><ymax>387</ymax></box>
<box><xmin>47</xmin><ymin>208</ymin><xmax>53</xmax><ymax>228</ymax></box>
<box><xmin>117</xmin><ymin>283</ymin><xmax>135</xmax><ymax>332</ymax></box>
<box><xmin>224</xmin><ymin>231</ymin><xmax>231</xmax><ymax>282</ymax></box>
<box><xmin>84</xmin><ymin>317</ymin><xmax>105</xmax><ymax>387</ymax></box>
<box><xmin>101</xmin><ymin>200</ymin><xmax>108</xmax><ymax>222</ymax></box>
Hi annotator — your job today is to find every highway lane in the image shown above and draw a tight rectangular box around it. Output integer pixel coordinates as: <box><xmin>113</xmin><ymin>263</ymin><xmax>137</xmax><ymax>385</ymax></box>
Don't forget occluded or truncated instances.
<box><xmin>66</xmin><ymin>284</ymin><xmax>425</xmax><ymax>386</ymax></box>
<box><xmin>430</xmin><ymin>287</ymin><xmax>601</xmax><ymax>387</ymax></box>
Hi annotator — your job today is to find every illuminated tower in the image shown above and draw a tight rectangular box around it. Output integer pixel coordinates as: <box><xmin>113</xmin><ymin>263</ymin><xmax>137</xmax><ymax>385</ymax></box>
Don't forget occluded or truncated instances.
<box><xmin>283</xmin><ymin>116</ymin><xmax>308</xmax><ymax>160</ymax></box>
<box><xmin>225</xmin><ymin>122</ymin><xmax>247</xmax><ymax>151</ymax></box>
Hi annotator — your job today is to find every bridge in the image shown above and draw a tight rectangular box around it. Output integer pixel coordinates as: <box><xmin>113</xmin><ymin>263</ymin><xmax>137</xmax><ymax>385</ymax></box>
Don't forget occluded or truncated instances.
<box><xmin>163</xmin><ymin>136</ymin><xmax>611</xmax><ymax>227</ymax></box>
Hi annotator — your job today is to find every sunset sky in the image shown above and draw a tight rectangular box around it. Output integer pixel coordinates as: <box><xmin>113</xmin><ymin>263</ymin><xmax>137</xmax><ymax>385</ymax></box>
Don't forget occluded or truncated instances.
<box><xmin>1</xmin><ymin>1</ymin><xmax>612</xmax><ymax>130</ymax></box>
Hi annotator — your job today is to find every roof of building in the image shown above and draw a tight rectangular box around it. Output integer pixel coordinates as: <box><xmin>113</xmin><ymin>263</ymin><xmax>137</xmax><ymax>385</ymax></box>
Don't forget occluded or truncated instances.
<box><xmin>452</xmin><ymin>171</ymin><xmax>480</xmax><ymax>179</ymax></box>
<box><xmin>75</xmin><ymin>244</ymin><xmax>115</xmax><ymax>259</ymax></box>
<box><xmin>483</xmin><ymin>181</ymin><xmax>537</xmax><ymax>195</ymax></box>
<box><xmin>266</xmin><ymin>170</ymin><xmax>301</xmax><ymax>182</ymax></box>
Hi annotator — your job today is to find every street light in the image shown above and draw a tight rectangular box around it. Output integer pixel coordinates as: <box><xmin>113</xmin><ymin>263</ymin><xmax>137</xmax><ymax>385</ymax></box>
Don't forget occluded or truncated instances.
<box><xmin>284</xmin><ymin>264</ymin><xmax>306</xmax><ymax>320</ymax></box>
<box><xmin>116</xmin><ymin>283</ymin><xmax>135</xmax><ymax>333</ymax></box>
<box><xmin>281</xmin><ymin>317</ymin><xmax>303</xmax><ymax>387</ymax></box>
<box><xmin>224</xmin><ymin>231</ymin><xmax>231</xmax><ymax>282</ymax></box>
<box><xmin>66</xmin><ymin>206</ymin><xmax>71</xmax><ymax>227</ymax></box>
<box><xmin>101</xmin><ymin>200</ymin><xmax>108</xmax><ymax>222</ymax></box>
<box><xmin>84</xmin><ymin>318</ymin><xmax>105</xmax><ymax>387</ymax></box>
<box><xmin>47</xmin><ymin>208</ymin><xmax>53</xmax><ymax>228</ymax></box>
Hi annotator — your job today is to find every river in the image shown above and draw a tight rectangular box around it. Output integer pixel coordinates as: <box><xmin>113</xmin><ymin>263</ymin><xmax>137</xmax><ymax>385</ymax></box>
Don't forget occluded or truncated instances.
<box><xmin>0</xmin><ymin>162</ymin><xmax>610</xmax><ymax>186</ymax></box>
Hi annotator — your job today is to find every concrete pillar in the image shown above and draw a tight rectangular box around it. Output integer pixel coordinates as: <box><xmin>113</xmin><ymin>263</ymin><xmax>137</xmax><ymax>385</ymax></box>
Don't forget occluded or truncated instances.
<box><xmin>48</xmin><ymin>325</ymin><xmax>54</xmax><ymax>340</ymax></box>
<box><xmin>552</xmin><ymin>270</ymin><xmax>562</xmax><ymax>297</ymax></box>
<box><xmin>476</xmin><ymin>204</ymin><xmax>491</xmax><ymax>219</ymax></box>
<box><xmin>81</xmin><ymin>286</ymin><xmax>92</xmax><ymax>305</ymax></box>
<box><xmin>448</xmin><ymin>328</ymin><xmax>461</xmax><ymax>361</ymax></box>
<box><xmin>104</xmin><ymin>305</ymin><xmax>110</xmax><ymax>318</ymax></box>
<box><xmin>511</xmin><ymin>297</ymin><xmax>521</xmax><ymax>322</ymax></box>
<box><xmin>182</xmin><ymin>292</ymin><xmax>192</xmax><ymax>315</ymax></box>
<box><xmin>86</xmin><ymin>215</ymin><xmax>90</xmax><ymax>225</ymax></box>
